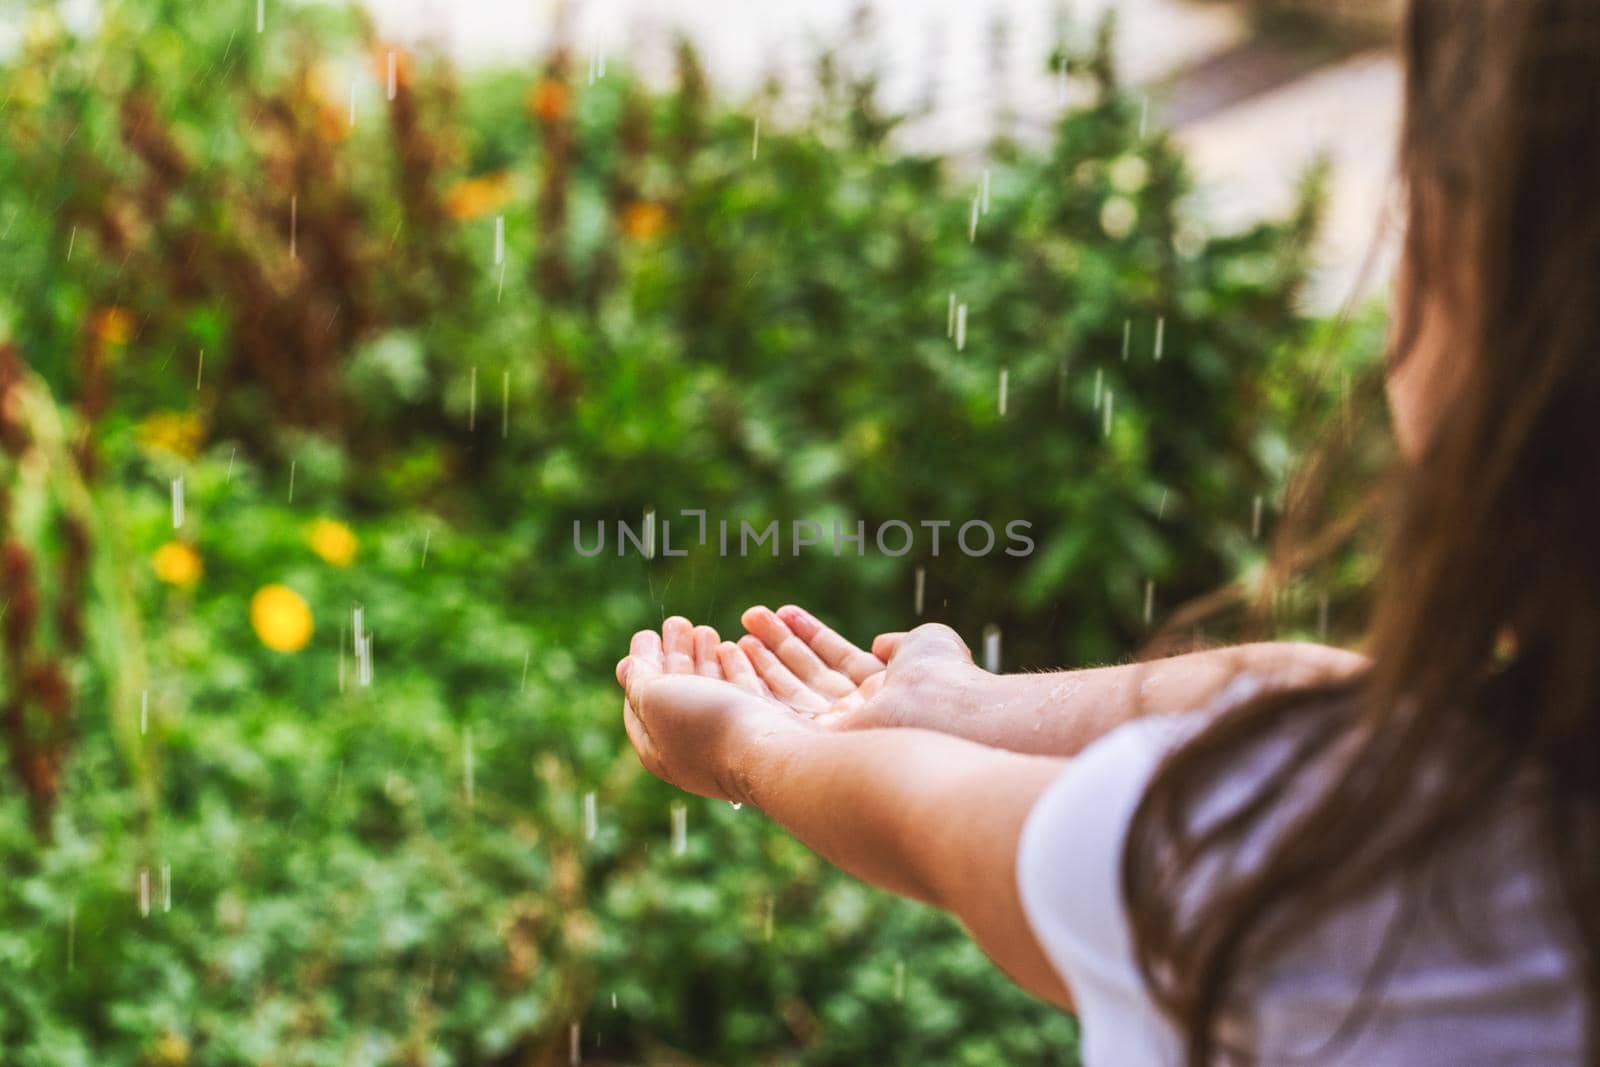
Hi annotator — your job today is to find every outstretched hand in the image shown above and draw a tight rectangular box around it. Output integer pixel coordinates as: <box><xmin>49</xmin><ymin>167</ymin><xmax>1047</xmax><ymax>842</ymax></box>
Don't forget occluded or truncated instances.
<box><xmin>615</xmin><ymin>616</ymin><xmax>812</xmax><ymax>803</ymax></box>
<box><xmin>616</xmin><ymin>608</ymin><xmax>990</xmax><ymax>801</ymax></box>
<box><xmin>738</xmin><ymin>605</ymin><xmax>985</xmax><ymax>732</ymax></box>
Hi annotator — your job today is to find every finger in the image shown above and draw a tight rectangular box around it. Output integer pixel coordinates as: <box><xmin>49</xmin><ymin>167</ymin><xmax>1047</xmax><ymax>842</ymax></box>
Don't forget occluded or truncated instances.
<box><xmin>615</xmin><ymin>656</ymin><xmax>630</xmax><ymax>687</ymax></box>
<box><xmin>741</xmin><ymin>606</ymin><xmax>855</xmax><ymax>699</ymax></box>
<box><xmin>630</xmin><ymin>628</ymin><xmax>664</xmax><ymax>666</ymax></box>
<box><xmin>623</xmin><ymin>644</ymin><xmax>665</xmax><ymax>711</ymax></box>
<box><xmin>738</xmin><ymin>635</ymin><xmax>830</xmax><ymax>713</ymax></box>
<box><xmin>693</xmin><ymin>625</ymin><xmax>723</xmax><ymax>678</ymax></box>
<box><xmin>777</xmin><ymin>604</ymin><xmax>884</xmax><ymax>684</ymax></box>
<box><xmin>716</xmin><ymin>640</ymin><xmax>770</xmax><ymax>698</ymax></box>
<box><xmin>662</xmin><ymin>616</ymin><xmax>695</xmax><ymax>674</ymax></box>
<box><xmin>871</xmin><ymin>632</ymin><xmax>907</xmax><ymax>661</ymax></box>
<box><xmin>893</xmin><ymin>623</ymin><xmax>973</xmax><ymax>665</ymax></box>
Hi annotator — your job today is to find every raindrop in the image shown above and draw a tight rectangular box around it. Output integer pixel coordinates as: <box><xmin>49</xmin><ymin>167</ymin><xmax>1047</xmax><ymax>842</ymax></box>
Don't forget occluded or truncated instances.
<box><xmin>671</xmin><ymin>800</ymin><xmax>687</xmax><ymax>856</ymax></box>
<box><xmin>501</xmin><ymin>370</ymin><xmax>511</xmax><ymax>437</ymax></box>
<box><xmin>982</xmin><ymin>624</ymin><xmax>1001</xmax><ymax>673</ymax></box>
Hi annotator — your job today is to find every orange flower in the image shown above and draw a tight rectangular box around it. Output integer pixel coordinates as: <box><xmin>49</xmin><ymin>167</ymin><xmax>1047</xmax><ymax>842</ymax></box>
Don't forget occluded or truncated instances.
<box><xmin>445</xmin><ymin>171</ymin><xmax>514</xmax><ymax>221</ymax></box>
<box><xmin>371</xmin><ymin>45</ymin><xmax>411</xmax><ymax>93</ymax></box>
<box><xmin>316</xmin><ymin>103</ymin><xmax>349</xmax><ymax>144</ymax></box>
<box><xmin>93</xmin><ymin>307</ymin><xmax>133</xmax><ymax>345</ymax></box>
<box><xmin>620</xmin><ymin>201</ymin><xmax>668</xmax><ymax>242</ymax></box>
<box><xmin>526</xmin><ymin>78</ymin><xmax>570</xmax><ymax>122</ymax></box>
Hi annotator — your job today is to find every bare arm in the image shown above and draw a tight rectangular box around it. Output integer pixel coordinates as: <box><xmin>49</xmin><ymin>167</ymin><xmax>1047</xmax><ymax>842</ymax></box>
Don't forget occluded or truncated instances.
<box><xmin>740</xmin><ymin>606</ymin><xmax>1368</xmax><ymax>758</ymax></box>
<box><xmin>927</xmin><ymin>641</ymin><xmax>1367</xmax><ymax>757</ymax></box>
<box><xmin>743</xmin><ymin>725</ymin><xmax>1075</xmax><ymax>1010</ymax></box>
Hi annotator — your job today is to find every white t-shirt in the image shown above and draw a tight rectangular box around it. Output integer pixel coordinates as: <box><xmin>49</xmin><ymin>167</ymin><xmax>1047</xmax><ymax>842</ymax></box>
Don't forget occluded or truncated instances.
<box><xmin>1016</xmin><ymin>686</ymin><xmax>1585</xmax><ymax>1066</ymax></box>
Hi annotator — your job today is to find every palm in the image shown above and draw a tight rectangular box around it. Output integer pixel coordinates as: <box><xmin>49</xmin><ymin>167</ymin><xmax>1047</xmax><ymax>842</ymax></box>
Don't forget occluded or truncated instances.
<box><xmin>733</xmin><ymin>605</ymin><xmax>889</xmax><ymax>721</ymax></box>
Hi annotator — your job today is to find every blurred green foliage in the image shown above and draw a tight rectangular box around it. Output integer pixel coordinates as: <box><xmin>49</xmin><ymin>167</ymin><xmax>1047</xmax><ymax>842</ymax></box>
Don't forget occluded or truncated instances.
<box><xmin>0</xmin><ymin>0</ymin><xmax>1382</xmax><ymax>1063</ymax></box>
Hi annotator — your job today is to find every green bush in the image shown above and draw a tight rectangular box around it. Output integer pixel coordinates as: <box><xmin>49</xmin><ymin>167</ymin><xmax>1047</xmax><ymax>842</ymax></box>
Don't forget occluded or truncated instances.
<box><xmin>0</xmin><ymin>1</ymin><xmax>1382</xmax><ymax>1063</ymax></box>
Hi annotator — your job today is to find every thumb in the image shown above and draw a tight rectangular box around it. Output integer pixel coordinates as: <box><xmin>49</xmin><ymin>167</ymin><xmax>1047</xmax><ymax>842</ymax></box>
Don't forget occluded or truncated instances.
<box><xmin>871</xmin><ymin>631</ymin><xmax>907</xmax><ymax>660</ymax></box>
<box><xmin>892</xmin><ymin>623</ymin><xmax>972</xmax><ymax>665</ymax></box>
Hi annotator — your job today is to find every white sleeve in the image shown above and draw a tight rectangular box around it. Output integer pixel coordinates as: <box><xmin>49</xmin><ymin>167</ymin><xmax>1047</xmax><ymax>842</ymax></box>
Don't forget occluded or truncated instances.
<box><xmin>1016</xmin><ymin>713</ymin><xmax>1204</xmax><ymax>1067</ymax></box>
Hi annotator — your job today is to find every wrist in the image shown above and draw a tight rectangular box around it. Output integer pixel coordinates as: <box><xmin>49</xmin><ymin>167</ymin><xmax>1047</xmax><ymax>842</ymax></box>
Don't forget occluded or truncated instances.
<box><xmin>726</xmin><ymin>713</ymin><xmax>810</xmax><ymax>809</ymax></box>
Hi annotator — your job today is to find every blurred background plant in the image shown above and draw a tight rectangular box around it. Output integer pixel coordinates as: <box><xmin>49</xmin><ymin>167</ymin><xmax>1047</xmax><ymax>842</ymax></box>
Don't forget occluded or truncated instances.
<box><xmin>0</xmin><ymin>0</ymin><xmax>1387</xmax><ymax>1062</ymax></box>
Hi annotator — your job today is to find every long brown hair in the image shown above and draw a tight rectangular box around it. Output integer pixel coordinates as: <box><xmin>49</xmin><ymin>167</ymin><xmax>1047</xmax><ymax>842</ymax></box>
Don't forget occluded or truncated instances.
<box><xmin>1124</xmin><ymin>1</ymin><xmax>1600</xmax><ymax>1061</ymax></box>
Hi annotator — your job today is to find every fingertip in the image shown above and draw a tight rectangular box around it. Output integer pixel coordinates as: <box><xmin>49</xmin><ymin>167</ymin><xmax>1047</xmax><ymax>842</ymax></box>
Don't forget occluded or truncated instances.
<box><xmin>741</xmin><ymin>605</ymin><xmax>773</xmax><ymax>628</ymax></box>
<box><xmin>615</xmin><ymin>656</ymin><xmax>630</xmax><ymax>686</ymax></box>
<box><xmin>693</xmin><ymin>623</ymin><xmax>720</xmax><ymax>643</ymax></box>
<box><xmin>631</xmin><ymin>629</ymin><xmax>662</xmax><ymax>656</ymax></box>
<box><xmin>776</xmin><ymin>604</ymin><xmax>817</xmax><ymax>637</ymax></box>
<box><xmin>871</xmin><ymin>632</ymin><xmax>904</xmax><ymax>660</ymax></box>
<box><xmin>738</xmin><ymin>634</ymin><xmax>765</xmax><ymax>655</ymax></box>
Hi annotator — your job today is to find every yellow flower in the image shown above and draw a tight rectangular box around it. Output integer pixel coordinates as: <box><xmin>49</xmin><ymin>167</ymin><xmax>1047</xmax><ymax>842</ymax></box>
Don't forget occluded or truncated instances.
<box><xmin>307</xmin><ymin>518</ymin><xmax>358</xmax><ymax>567</ymax></box>
<box><xmin>251</xmin><ymin>585</ymin><xmax>313</xmax><ymax>653</ymax></box>
<box><xmin>136</xmin><ymin>411</ymin><xmax>203</xmax><ymax>460</ymax></box>
<box><xmin>151</xmin><ymin>542</ymin><xmax>202</xmax><ymax>587</ymax></box>
<box><xmin>444</xmin><ymin>171</ymin><xmax>514</xmax><ymax>221</ymax></box>
<box><xmin>620</xmin><ymin>200</ymin><xmax>668</xmax><ymax>242</ymax></box>
<box><xmin>94</xmin><ymin>307</ymin><xmax>134</xmax><ymax>345</ymax></box>
<box><xmin>526</xmin><ymin>78</ymin><xmax>570</xmax><ymax>122</ymax></box>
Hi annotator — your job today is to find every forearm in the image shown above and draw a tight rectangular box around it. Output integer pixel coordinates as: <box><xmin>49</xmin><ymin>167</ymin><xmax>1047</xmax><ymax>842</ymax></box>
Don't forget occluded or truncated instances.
<box><xmin>948</xmin><ymin>641</ymin><xmax>1367</xmax><ymax>757</ymax></box>
<box><xmin>742</xmin><ymin>727</ymin><xmax>1072</xmax><ymax>1008</ymax></box>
